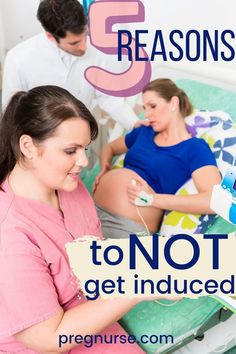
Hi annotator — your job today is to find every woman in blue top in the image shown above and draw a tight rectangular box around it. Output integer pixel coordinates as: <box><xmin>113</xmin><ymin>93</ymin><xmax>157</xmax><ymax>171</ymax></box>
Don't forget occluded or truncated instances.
<box><xmin>94</xmin><ymin>79</ymin><xmax>221</xmax><ymax>238</ymax></box>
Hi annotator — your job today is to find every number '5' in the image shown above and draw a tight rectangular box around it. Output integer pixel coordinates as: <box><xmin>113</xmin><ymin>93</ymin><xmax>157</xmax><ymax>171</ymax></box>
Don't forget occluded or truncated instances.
<box><xmin>85</xmin><ymin>0</ymin><xmax>151</xmax><ymax>97</ymax></box>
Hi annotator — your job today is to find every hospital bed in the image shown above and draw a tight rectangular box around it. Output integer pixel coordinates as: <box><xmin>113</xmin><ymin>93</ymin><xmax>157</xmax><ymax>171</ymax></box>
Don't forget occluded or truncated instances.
<box><xmin>83</xmin><ymin>68</ymin><xmax>236</xmax><ymax>353</ymax></box>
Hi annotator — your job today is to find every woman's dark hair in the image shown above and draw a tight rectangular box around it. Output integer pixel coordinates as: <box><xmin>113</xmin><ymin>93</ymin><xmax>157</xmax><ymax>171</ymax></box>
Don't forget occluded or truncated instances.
<box><xmin>0</xmin><ymin>85</ymin><xmax>98</xmax><ymax>186</ymax></box>
<box><xmin>37</xmin><ymin>0</ymin><xmax>87</xmax><ymax>41</ymax></box>
<box><xmin>143</xmin><ymin>78</ymin><xmax>193</xmax><ymax>117</ymax></box>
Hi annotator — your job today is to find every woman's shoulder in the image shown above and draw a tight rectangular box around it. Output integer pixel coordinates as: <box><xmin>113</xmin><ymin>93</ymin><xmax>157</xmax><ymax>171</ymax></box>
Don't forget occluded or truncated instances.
<box><xmin>187</xmin><ymin>137</ymin><xmax>212</xmax><ymax>151</ymax></box>
<box><xmin>0</xmin><ymin>203</ymin><xmax>43</xmax><ymax>257</ymax></box>
<box><xmin>131</xmin><ymin>125</ymin><xmax>154</xmax><ymax>138</ymax></box>
<box><xmin>139</xmin><ymin>125</ymin><xmax>153</xmax><ymax>133</ymax></box>
<box><xmin>186</xmin><ymin>137</ymin><xmax>217</xmax><ymax>170</ymax></box>
<box><xmin>0</xmin><ymin>184</ymin><xmax>21</xmax><ymax>232</ymax></box>
<box><xmin>125</xmin><ymin>125</ymin><xmax>152</xmax><ymax>147</ymax></box>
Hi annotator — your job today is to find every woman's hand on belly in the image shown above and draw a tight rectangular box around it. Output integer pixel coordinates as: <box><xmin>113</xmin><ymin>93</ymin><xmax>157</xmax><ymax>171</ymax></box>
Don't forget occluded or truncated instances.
<box><xmin>127</xmin><ymin>175</ymin><xmax>155</xmax><ymax>207</ymax></box>
<box><xmin>93</xmin><ymin>162</ymin><xmax>111</xmax><ymax>194</ymax></box>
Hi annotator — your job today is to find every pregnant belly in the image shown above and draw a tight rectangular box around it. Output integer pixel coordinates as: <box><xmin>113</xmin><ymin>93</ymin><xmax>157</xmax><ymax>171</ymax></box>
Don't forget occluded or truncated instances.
<box><xmin>93</xmin><ymin>168</ymin><xmax>163</xmax><ymax>233</ymax></box>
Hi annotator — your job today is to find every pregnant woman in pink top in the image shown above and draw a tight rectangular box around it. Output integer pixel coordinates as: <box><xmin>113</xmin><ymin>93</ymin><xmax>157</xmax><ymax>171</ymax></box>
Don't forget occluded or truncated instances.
<box><xmin>0</xmin><ymin>86</ymin><xmax>145</xmax><ymax>353</ymax></box>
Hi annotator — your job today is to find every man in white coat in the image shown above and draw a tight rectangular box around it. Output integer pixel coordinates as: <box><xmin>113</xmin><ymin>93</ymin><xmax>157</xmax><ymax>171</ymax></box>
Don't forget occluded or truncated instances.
<box><xmin>2</xmin><ymin>0</ymin><xmax>142</xmax><ymax>131</ymax></box>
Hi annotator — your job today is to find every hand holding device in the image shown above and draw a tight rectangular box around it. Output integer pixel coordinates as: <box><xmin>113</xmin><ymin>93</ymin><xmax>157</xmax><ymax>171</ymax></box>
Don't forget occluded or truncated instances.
<box><xmin>131</xmin><ymin>179</ymin><xmax>154</xmax><ymax>206</ymax></box>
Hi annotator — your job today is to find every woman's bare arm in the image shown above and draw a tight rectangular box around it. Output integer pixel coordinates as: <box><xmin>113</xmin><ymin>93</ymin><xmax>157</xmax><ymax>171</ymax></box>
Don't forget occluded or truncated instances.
<box><xmin>128</xmin><ymin>166</ymin><xmax>221</xmax><ymax>214</ymax></box>
<box><xmin>93</xmin><ymin>136</ymin><xmax>128</xmax><ymax>193</ymax></box>
<box><xmin>99</xmin><ymin>136</ymin><xmax>128</xmax><ymax>170</ymax></box>
<box><xmin>15</xmin><ymin>297</ymin><xmax>139</xmax><ymax>353</ymax></box>
<box><xmin>152</xmin><ymin>166</ymin><xmax>221</xmax><ymax>214</ymax></box>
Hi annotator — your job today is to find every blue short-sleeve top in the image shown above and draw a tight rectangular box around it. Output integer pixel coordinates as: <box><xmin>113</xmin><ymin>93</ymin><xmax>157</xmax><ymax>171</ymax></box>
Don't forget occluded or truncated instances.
<box><xmin>124</xmin><ymin>126</ymin><xmax>217</xmax><ymax>194</ymax></box>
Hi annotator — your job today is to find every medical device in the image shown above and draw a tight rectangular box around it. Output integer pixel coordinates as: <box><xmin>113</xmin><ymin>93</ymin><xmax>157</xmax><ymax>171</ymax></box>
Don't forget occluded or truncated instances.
<box><xmin>221</xmin><ymin>169</ymin><xmax>236</xmax><ymax>197</ymax></box>
<box><xmin>210</xmin><ymin>167</ymin><xmax>236</xmax><ymax>225</ymax></box>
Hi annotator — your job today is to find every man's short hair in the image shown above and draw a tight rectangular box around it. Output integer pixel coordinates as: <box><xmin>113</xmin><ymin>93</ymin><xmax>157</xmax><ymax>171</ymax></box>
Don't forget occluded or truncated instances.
<box><xmin>37</xmin><ymin>0</ymin><xmax>87</xmax><ymax>41</ymax></box>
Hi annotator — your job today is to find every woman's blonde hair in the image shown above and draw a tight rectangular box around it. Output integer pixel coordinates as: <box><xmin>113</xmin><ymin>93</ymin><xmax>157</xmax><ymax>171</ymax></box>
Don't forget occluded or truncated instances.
<box><xmin>143</xmin><ymin>78</ymin><xmax>193</xmax><ymax>117</ymax></box>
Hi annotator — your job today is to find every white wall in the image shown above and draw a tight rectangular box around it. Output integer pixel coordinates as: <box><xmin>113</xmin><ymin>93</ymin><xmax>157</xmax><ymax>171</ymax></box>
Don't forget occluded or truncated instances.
<box><xmin>0</xmin><ymin>1</ymin><xmax>6</xmax><ymax>86</ymax></box>
<box><xmin>1</xmin><ymin>0</ymin><xmax>41</xmax><ymax>53</ymax></box>
<box><xmin>0</xmin><ymin>1</ymin><xmax>6</xmax><ymax>63</ymax></box>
